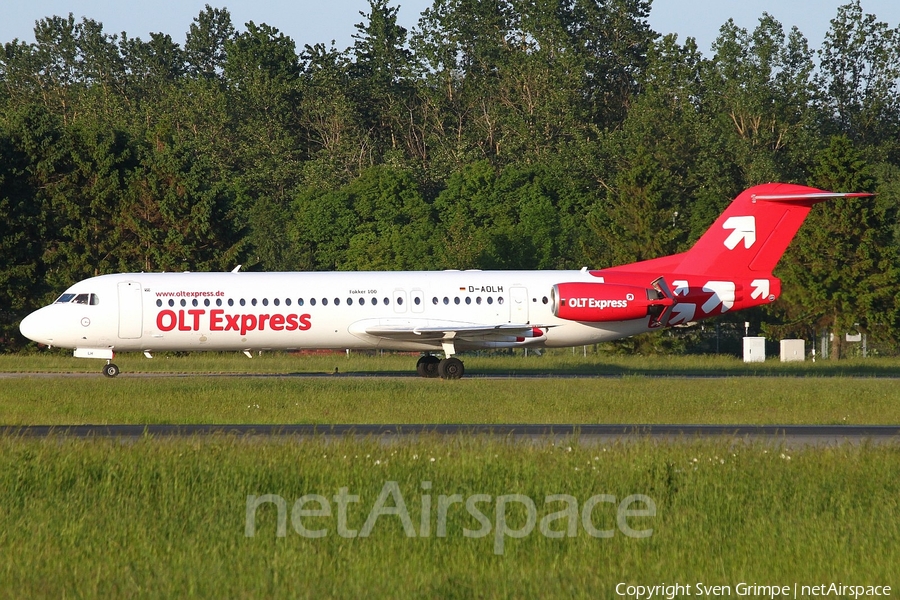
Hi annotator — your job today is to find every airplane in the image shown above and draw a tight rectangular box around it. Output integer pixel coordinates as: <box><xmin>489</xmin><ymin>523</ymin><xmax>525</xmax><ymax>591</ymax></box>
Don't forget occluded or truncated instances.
<box><xmin>19</xmin><ymin>182</ymin><xmax>871</xmax><ymax>378</ymax></box>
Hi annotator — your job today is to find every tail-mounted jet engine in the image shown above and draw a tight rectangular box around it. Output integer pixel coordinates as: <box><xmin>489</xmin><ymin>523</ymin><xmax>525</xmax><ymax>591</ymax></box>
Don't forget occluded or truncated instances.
<box><xmin>551</xmin><ymin>277</ymin><xmax>674</xmax><ymax>327</ymax></box>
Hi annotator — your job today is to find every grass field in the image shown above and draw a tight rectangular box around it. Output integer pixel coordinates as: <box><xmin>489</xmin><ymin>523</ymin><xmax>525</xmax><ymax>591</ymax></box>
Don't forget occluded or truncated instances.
<box><xmin>1</xmin><ymin>435</ymin><xmax>898</xmax><ymax>598</ymax></box>
<box><xmin>1</xmin><ymin>352</ymin><xmax>899</xmax><ymax>425</ymax></box>
<box><xmin>4</xmin><ymin>348</ymin><xmax>900</xmax><ymax>378</ymax></box>
<box><xmin>2</xmin><ymin>352</ymin><xmax>898</xmax><ymax>597</ymax></box>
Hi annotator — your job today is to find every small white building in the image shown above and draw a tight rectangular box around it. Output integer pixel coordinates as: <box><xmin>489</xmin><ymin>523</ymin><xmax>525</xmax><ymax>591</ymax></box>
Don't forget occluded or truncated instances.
<box><xmin>742</xmin><ymin>337</ymin><xmax>766</xmax><ymax>362</ymax></box>
<box><xmin>780</xmin><ymin>339</ymin><xmax>805</xmax><ymax>362</ymax></box>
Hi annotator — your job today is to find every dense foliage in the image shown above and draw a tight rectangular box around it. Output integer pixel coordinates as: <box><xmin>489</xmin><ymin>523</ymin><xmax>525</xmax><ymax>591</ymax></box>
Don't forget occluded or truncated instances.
<box><xmin>2</xmin><ymin>0</ymin><xmax>898</xmax><ymax>354</ymax></box>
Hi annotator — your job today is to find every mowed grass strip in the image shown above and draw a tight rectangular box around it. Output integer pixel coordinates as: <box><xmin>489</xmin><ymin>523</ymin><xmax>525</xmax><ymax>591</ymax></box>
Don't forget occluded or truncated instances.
<box><xmin>4</xmin><ymin>350</ymin><xmax>900</xmax><ymax>377</ymax></box>
<box><xmin>1</xmin><ymin>373</ymin><xmax>899</xmax><ymax>425</ymax></box>
<box><xmin>0</xmin><ymin>436</ymin><xmax>897</xmax><ymax>598</ymax></box>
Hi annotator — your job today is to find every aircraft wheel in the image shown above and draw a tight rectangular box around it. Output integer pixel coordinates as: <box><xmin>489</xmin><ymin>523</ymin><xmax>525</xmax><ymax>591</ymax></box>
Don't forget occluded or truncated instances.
<box><xmin>103</xmin><ymin>363</ymin><xmax>120</xmax><ymax>378</ymax></box>
<box><xmin>438</xmin><ymin>357</ymin><xmax>465</xmax><ymax>380</ymax></box>
<box><xmin>416</xmin><ymin>355</ymin><xmax>440</xmax><ymax>378</ymax></box>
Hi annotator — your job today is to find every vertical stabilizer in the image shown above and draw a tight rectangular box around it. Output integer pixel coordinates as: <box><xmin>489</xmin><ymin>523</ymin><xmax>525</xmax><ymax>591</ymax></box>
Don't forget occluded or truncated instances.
<box><xmin>609</xmin><ymin>183</ymin><xmax>871</xmax><ymax>278</ymax></box>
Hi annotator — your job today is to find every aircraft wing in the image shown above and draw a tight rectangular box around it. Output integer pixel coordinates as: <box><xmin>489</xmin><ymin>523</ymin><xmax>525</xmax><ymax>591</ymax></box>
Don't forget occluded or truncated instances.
<box><xmin>350</xmin><ymin>319</ymin><xmax>547</xmax><ymax>345</ymax></box>
<box><xmin>365</xmin><ymin>322</ymin><xmax>543</xmax><ymax>340</ymax></box>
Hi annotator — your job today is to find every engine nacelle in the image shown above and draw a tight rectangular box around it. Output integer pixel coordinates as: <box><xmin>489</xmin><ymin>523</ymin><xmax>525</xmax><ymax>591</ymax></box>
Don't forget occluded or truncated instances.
<box><xmin>551</xmin><ymin>282</ymin><xmax>673</xmax><ymax>323</ymax></box>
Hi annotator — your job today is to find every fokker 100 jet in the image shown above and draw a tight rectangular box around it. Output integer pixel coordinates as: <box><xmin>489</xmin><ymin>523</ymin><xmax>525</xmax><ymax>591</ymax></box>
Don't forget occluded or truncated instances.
<box><xmin>19</xmin><ymin>183</ymin><xmax>870</xmax><ymax>378</ymax></box>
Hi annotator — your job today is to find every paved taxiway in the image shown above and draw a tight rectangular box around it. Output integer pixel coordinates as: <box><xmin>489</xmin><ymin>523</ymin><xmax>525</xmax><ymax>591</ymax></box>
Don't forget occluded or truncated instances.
<box><xmin>2</xmin><ymin>423</ymin><xmax>899</xmax><ymax>445</ymax></box>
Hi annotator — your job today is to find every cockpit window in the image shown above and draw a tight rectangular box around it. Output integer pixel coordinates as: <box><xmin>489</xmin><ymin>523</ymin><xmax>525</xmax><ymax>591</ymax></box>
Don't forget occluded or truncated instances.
<box><xmin>57</xmin><ymin>293</ymin><xmax>99</xmax><ymax>305</ymax></box>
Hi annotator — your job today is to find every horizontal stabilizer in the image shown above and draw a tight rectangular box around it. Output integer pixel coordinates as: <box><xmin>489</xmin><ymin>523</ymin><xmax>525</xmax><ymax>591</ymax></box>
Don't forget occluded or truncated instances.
<box><xmin>752</xmin><ymin>191</ymin><xmax>874</xmax><ymax>203</ymax></box>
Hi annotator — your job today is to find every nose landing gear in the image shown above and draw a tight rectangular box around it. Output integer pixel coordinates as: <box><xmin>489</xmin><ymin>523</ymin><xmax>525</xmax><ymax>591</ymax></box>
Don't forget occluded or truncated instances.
<box><xmin>102</xmin><ymin>361</ymin><xmax>120</xmax><ymax>378</ymax></box>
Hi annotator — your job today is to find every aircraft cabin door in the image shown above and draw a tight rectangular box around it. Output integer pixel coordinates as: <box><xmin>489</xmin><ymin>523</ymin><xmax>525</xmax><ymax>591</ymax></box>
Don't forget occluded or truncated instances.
<box><xmin>509</xmin><ymin>287</ymin><xmax>528</xmax><ymax>323</ymax></box>
<box><xmin>117</xmin><ymin>281</ymin><xmax>143</xmax><ymax>339</ymax></box>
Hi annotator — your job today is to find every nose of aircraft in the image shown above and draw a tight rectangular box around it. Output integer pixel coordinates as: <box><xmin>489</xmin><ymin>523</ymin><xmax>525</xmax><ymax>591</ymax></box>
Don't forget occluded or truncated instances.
<box><xmin>19</xmin><ymin>308</ymin><xmax>53</xmax><ymax>345</ymax></box>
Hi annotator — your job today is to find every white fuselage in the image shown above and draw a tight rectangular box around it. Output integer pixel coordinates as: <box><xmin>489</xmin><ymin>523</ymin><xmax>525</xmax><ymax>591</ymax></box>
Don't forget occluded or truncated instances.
<box><xmin>20</xmin><ymin>270</ymin><xmax>655</xmax><ymax>354</ymax></box>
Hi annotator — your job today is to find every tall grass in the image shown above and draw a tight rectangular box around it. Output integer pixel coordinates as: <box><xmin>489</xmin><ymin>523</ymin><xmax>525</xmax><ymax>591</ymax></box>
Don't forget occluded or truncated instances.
<box><xmin>0</xmin><ymin>435</ymin><xmax>897</xmax><ymax>598</ymax></box>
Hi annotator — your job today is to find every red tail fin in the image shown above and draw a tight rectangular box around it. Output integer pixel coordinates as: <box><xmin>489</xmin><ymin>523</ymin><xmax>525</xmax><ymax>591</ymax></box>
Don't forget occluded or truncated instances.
<box><xmin>609</xmin><ymin>183</ymin><xmax>871</xmax><ymax>277</ymax></box>
<box><xmin>599</xmin><ymin>183</ymin><xmax>872</xmax><ymax>324</ymax></box>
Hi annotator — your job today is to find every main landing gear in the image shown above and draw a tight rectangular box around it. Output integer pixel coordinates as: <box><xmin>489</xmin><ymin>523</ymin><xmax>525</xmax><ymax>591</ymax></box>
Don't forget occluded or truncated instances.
<box><xmin>416</xmin><ymin>354</ymin><xmax>465</xmax><ymax>379</ymax></box>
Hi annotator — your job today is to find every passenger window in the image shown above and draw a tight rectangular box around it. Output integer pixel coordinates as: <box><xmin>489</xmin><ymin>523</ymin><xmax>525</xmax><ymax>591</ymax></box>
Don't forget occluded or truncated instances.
<box><xmin>498</xmin><ymin>297</ymin><xmax>505</xmax><ymax>304</ymax></box>
<box><xmin>240</xmin><ymin>299</ymin><xmax>246</xmax><ymax>306</ymax></box>
<box><xmin>273</xmin><ymin>298</ymin><xmax>279</xmax><ymax>306</ymax></box>
<box><xmin>228</xmin><ymin>299</ymin><xmax>234</xmax><ymax>307</ymax></box>
<box><xmin>322</xmin><ymin>298</ymin><xmax>328</xmax><ymax>306</ymax></box>
<box><xmin>156</xmin><ymin>299</ymin><xmax>163</xmax><ymax>307</ymax></box>
<box><xmin>476</xmin><ymin>297</ymin><xmax>482</xmax><ymax>305</ymax></box>
<box><xmin>252</xmin><ymin>299</ymin><xmax>257</xmax><ymax>306</ymax></box>
<box><xmin>216</xmin><ymin>299</ymin><xmax>222</xmax><ymax>307</ymax></box>
<box><xmin>192</xmin><ymin>299</ymin><xmax>198</xmax><ymax>307</ymax></box>
<box><xmin>334</xmin><ymin>298</ymin><xmax>340</xmax><ymax>306</ymax></box>
<box><xmin>454</xmin><ymin>297</ymin><xmax>460</xmax><ymax>305</ymax></box>
<box><xmin>204</xmin><ymin>299</ymin><xmax>210</xmax><ymax>307</ymax></box>
<box><xmin>285</xmin><ymin>299</ymin><xmax>291</xmax><ymax>306</ymax></box>
<box><xmin>487</xmin><ymin>297</ymin><xmax>493</xmax><ymax>305</ymax></box>
<box><xmin>298</xmin><ymin>298</ymin><xmax>305</xmax><ymax>306</ymax></box>
<box><xmin>383</xmin><ymin>297</ymin><xmax>389</xmax><ymax>305</ymax></box>
<box><xmin>432</xmin><ymin>297</ymin><xmax>438</xmax><ymax>305</ymax></box>
<box><xmin>169</xmin><ymin>299</ymin><xmax>175</xmax><ymax>307</ymax></box>
<box><xmin>262</xmin><ymin>298</ymin><xmax>269</xmax><ymax>306</ymax></box>
<box><xmin>465</xmin><ymin>297</ymin><xmax>471</xmax><ymax>305</ymax></box>
<box><xmin>358</xmin><ymin>298</ymin><xmax>364</xmax><ymax>306</ymax></box>
<box><xmin>180</xmin><ymin>299</ymin><xmax>187</xmax><ymax>307</ymax></box>
<box><xmin>371</xmin><ymin>297</ymin><xmax>377</xmax><ymax>305</ymax></box>
<box><xmin>310</xmin><ymin>298</ymin><xmax>316</xmax><ymax>306</ymax></box>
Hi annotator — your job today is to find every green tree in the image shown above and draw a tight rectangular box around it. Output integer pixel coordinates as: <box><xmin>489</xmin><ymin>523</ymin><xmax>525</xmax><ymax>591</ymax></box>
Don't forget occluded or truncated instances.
<box><xmin>816</xmin><ymin>0</ymin><xmax>900</xmax><ymax>156</ymax></box>
<box><xmin>433</xmin><ymin>160</ymin><xmax>578</xmax><ymax>269</ymax></box>
<box><xmin>585</xmin><ymin>34</ymin><xmax>707</xmax><ymax>267</ymax></box>
<box><xmin>0</xmin><ymin>106</ymin><xmax>52</xmax><ymax>345</ymax></box>
<box><xmin>703</xmin><ymin>14</ymin><xmax>818</xmax><ymax>184</ymax></box>
<box><xmin>775</xmin><ymin>135</ymin><xmax>897</xmax><ymax>358</ymax></box>
<box><xmin>297</xmin><ymin>43</ymin><xmax>368</xmax><ymax>186</ymax></box>
<box><xmin>341</xmin><ymin>165</ymin><xmax>435</xmax><ymax>270</ymax></box>
<box><xmin>349</xmin><ymin>0</ymin><xmax>420</xmax><ymax>164</ymax></box>
<box><xmin>184</xmin><ymin>5</ymin><xmax>234</xmax><ymax>79</ymax></box>
<box><xmin>120</xmin><ymin>137</ymin><xmax>244</xmax><ymax>272</ymax></box>
<box><xmin>224</xmin><ymin>22</ymin><xmax>303</xmax><ymax>270</ymax></box>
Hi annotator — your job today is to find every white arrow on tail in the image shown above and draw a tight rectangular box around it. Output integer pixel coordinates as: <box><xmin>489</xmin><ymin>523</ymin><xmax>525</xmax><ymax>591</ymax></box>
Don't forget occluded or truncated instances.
<box><xmin>722</xmin><ymin>216</ymin><xmax>756</xmax><ymax>249</ymax></box>
<box><xmin>750</xmin><ymin>279</ymin><xmax>770</xmax><ymax>300</ymax></box>
<box><xmin>702</xmin><ymin>281</ymin><xmax>736</xmax><ymax>314</ymax></box>
<box><xmin>668</xmin><ymin>303</ymin><xmax>696</xmax><ymax>325</ymax></box>
<box><xmin>672</xmin><ymin>280</ymin><xmax>690</xmax><ymax>296</ymax></box>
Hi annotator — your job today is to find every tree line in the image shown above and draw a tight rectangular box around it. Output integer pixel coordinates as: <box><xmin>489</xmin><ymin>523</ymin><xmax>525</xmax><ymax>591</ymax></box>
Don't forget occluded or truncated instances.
<box><xmin>2</xmin><ymin>0</ymin><xmax>899</xmax><ymax>356</ymax></box>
